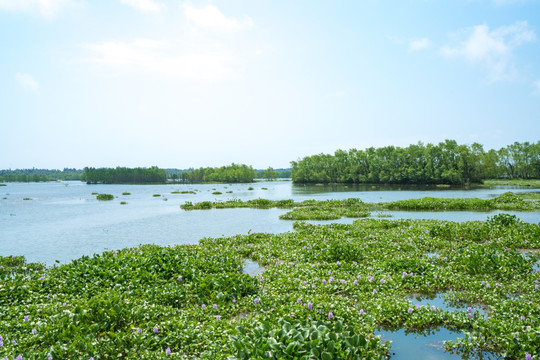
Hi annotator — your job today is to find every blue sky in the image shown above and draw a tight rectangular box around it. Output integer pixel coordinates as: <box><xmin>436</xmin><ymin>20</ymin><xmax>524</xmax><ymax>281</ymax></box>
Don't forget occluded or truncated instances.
<box><xmin>1</xmin><ymin>0</ymin><xmax>539</xmax><ymax>169</ymax></box>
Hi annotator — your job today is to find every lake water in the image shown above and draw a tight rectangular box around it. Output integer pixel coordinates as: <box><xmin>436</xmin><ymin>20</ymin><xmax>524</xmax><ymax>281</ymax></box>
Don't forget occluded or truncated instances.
<box><xmin>1</xmin><ymin>181</ymin><xmax>539</xmax><ymax>265</ymax></box>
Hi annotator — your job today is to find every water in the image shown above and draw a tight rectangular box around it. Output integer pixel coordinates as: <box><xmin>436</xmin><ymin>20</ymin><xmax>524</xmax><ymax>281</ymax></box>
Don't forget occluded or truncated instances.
<box><xmin>243</xmin><ymin>259</ymin><xmax>265</xmax><ymax>276</ymax></box>
<box><xmin>376</xmin><ymin>328</ymin><xmax>501</xmax><ymax>360</ymax></box>
<box><xmin>1</xmin><ymin>181</ymin><xmax>539</xmax><ymax>265</ymax></box>
<box><xmin>409</xmin><ymin>293</ymin><xmax>488</xmax><ymax>318</ymax></box>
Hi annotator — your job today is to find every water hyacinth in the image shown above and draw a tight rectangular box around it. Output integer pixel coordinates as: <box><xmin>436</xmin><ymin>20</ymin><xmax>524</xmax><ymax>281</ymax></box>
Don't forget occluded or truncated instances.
<box><xmin>359</xmin><ymin>309</ymin><xmax>365</xmax><ymax>315</ymax></box>
<box><xmin>166</xmin><ymin>347</ymin><xmax>171</xmax><ymax>354</ymax></box>
<box><xmin>525</xmin><ymin>353</ymin><xmax>532</xmax><ymax>360</ymax></box>
<box><xmin>408</xmin><ymin>307</ymin><xmax>414</xmax><ymax>313</ymax></box>
<box><xmin>23</xmin><ymin>316</ymin><xmax>29</xmax><ymax>322</ymax></box>
<box><xmin>216</xmin><ymin>315</ymin><xmax>221</xmax><ymax>320</ymax></box>
<box><xmin>201</xmin><ymin>304</ymin><xmax>206</xmax><ymax>310</ymax></box>
<box><xmin>308</xmin><ymin>302</ymin><xmax>313</xmax><ymax>310</ymax></box>
<box><xmin>328</xmin><ymin>312</ymin><xmax>333</xmax><ymax>319</ymax></box>
<box><xmin>153</xmin><ymin>326</ymin><xmax>159</xmax><ymax>333</ymax></box>
<box><xmin>254</xmin><ymin>298</ymin><xmax>259</xmax><ymax>305</ymax></box>
<box><xmin>213</xmin><ymin>304</ymin><xmax>217</xmax><ymax>310</ymax></box>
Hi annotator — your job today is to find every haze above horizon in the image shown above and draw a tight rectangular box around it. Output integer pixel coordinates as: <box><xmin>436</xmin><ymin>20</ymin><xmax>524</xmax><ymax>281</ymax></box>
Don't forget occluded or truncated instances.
<box><xmin>1</xmin><ymin>0</ymin><xmax>539</xmax><ymax>170</ymax></box>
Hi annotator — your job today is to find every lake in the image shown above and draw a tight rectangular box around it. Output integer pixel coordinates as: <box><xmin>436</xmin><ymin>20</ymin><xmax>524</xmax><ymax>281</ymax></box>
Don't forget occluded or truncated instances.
<box><xmin>1</xmin><ymin>181</ymin><xmax>539</xmax><ymax>265</ymax></box>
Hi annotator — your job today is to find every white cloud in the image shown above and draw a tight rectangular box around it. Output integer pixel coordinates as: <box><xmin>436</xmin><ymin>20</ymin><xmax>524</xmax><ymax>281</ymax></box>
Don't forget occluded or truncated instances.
<box><xmin>120</xmin><ymin>0</ymin><xmax>164</xmax><ymax>13</ymax></box>
<box><xmin>83</xmin><ymin>38</ymin><xmax>235</xmax><ymax>81</ymax></box>
<box><xmin>0</xmin><ymin>0</ymin><xmax>73</xmax><ymax>18</ymax></box>
<box><xmin>16</xmin><ymin>73</ymin><xmax>39</xmax><ymax>92</ymax></box>
<box><xmin>182</xmin><ymin>4</ymin><xmax>253</xmax><ymax>31</ymax></box>
<box><xmin>440</xmin><ymin>21</ymin><xmax>536</xmax><ymax>81</ymax></box>
<box><xmin>409</xmin><ymin>38</ymin><xmax>430</xmax><ymax>52</ymax></box>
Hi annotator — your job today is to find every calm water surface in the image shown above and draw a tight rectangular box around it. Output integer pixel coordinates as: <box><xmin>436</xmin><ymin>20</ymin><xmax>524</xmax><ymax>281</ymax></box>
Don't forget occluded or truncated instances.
<box><xmin>1</xmin><ymin>181</ymin><xmax>538</xmax><ymax>265</ymax></box>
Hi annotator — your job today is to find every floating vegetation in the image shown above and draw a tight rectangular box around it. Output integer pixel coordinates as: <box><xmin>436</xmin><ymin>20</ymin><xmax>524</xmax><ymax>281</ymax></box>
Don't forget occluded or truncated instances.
<box><xmin>226</xmin><ymin>191</ymin><xmax>233</xmax><ymax>194</ymax></box>
<box><xmin>0</xmin><ymin>183</ymin><xmax>6</xmax><ymax>186</ymax></box>
<box><xmin>248</xmin><ymin>187</ymin><xmax>254</xmax><ymax>190</ymax></box>
<box><xmin>212</xmin><ymin>191</ymin><xmax>223</xmax><ymax>195</ymax></box>
<box><xmin>152</xmin><ymin>194</ymin><xmax>161</xmax><ymax>197</ymax></box>
<box><xmin>22</xmin><ymin>197</ymin><xmax>32</xmax><ymax>200</ymax></box>
<box><xmin>181</xmin><ymin>193</ymin><xmax>540</xmax><ymax>220</ymax></box>
<box><xmin>1</xmin><ymin>215</ymin><xmax>538</xmax><ymax>359</ymax></box>
<box><xmin>122</xmin><ymin>192</ymin><xmax>131</xmax><ymax>195</ymax></box>
<box><xmin>91</xmin><ymin>192</ymin><xmax>99</xmax><ymax>195</ymax></box>
<box><xmin>261</xmin><ymin>187</ymin><xmax>268</xmax><ymax>190</ymax></box>
<box><xmin>120</xmin><ymin>201</ymin><xmax>127</xmax><ymax>205</ymax></box>
<box><xmin>96</xmin><ymin>193</ymin><xmax>114</xmax><ymax>201</ymax></box>
<box><xmin>172</xmin><ymin>190</ymin><xmax>196</xmax><ymax>194</ymax></box>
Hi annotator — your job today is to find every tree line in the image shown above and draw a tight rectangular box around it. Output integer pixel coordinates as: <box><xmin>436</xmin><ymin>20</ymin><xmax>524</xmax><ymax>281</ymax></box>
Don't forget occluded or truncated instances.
<box><xmin>183</xmin><ymin>163</ymin><xmax>256</xmax><ymax>183</ymax></box>
<box><xmin>291</xmin><ymin>140</ymin><xmax>540</xmax><ymax>185</ymax></box>
<box><xmin>81</xmin><ymin>167</ymin><xmax>167</xmax><ymax>184</ymax></box>
<box><xmin>0</xmin><ymin>168</ymin><xmax>82</xmax><ymax>182</ymax></box>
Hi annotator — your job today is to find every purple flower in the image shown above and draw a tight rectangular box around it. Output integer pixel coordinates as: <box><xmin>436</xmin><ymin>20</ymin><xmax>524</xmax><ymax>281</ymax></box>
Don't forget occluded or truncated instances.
<box><xmin>32</xmin><ymin>328</ymin><xmax>37</xmax><ymax>334</ymax></box>
<box><xmin>329</xmin><ymin>277</ymin><xmax>334</xmax><ymax>282</ymax></box>
<box><xmin>233</xmin><ymin>298</ymin><xmax>236</xmax><ymax>303</ymax></box>
<box><xmin>535</xmin><ymin>285</ymin><xmax>538</xmax><ymax>290</ymax></box>
<box><xmin>336</xmin><ymin>261</ymin><xmax>340</xmax><ymax>265</ymax></box>
<box><xmin>521</xmin><ymin>316</ymin><xmax>526</xmax><ymax>321</ymax></box>
<box><xmin>372</xmin><ymin>289</ymin><xmax>377</xmax><ymax>294</ymax></box>
<box><xmin>254</xmin><ymin>298</ymin><xmax>259</xmax><ymax>305</ymax></box>
<box><xmin>48</xmin><ymin>357</ymin><xmax>53</xmax><ymax>360</ymax></box>
<box><xmin>380</xmin><ymin>279</ymin><xmax>385</xmax><ymax>284</ymax></box>
<box><xmin>408</xmin><ymin>307</ymin><xmax>413</xmax><ymax>313</ymax></box>
<box><xmin>201</xmin><ymin>304</ymin><xmax>206</xmax><ymax>310</ymax></box>
<box><xmin>24</xmin><ymin>315</ymin><xmax>29</xmax><ymax>322</ymax></box>
<box><xmin>153</xmin><ymin>326</ymin><xmax>159</xmax><ymax>333</ymax></box>
<box><xmin>359</xmin><ymin>309</ymin><xmax>365</xmax><ymax>315</ymax></box>
<box><xmin>297</xmin><ymin>298</ymin><xmax>302</xmax><ymax>304</ymax></box>
<box><xmin>90</xmin><ymin>358</ymin><xmax>94</xmax><ymax>360</ymax></box>
<box><xmin>213</xmin><ymin>304</ymin><xmax>217</xmax><ymax>310</ymax></box>
<box><xmin>166</xmin><ymin>347</ymin><xmax>171</xmax><ymax>354</ymax></box>
<box><xmin>308</xmin><ymin>303</ymin><xmax>313</xmax><ymax>310</ymax></box>
<box><xmin>322</xmin><ymin>279</ymin><xmax>326</xmax><ymax>285</ymax></box>
<box><xmin>177</xmin><ymin>276</ymin><xmax>182</xmax><ymax>281</ymax></box>
<box><xmin>525</xmin><ymin>353</ymin><xmax>532</xmax><ymax>360</ymax></box>
<box><xmin>137</xmin><ymin>327</ymin><xmax>142</xmax><ymax>333</ymax></box>
<box><xmin>328</xmin><ymin>312</ymin><xmax>333</xmax><ymax>319</ymax></box>
<box><xmin>353</xmin><ymin>280</ymin><xmax>358</xmax><ymax>285</ymax></box>
<box><xmin>467</xmin><ymin>307</ymin><xmax>472</xmax><ymax>312</ymax></box>
<box><xmin>415</xmin><ymin>304</ymin><xmax>421</xmax><ymax>310</ymax></box>
<box><xmin>216</xmin><ymin>315</ymin><xmax>221</xmax><ymax>320</ymax></box>
<box><xmin>16</xmin><ymin>356</ymin><xmax>22</xmax><ymax>360</ymax></box>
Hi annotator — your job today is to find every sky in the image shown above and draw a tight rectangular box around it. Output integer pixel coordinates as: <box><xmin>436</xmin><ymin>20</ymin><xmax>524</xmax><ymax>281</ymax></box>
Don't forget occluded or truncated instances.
<box><xmin>1</xmin><ymin>0</ymin><xmax>539</xmax><ymax>170</ymax></box>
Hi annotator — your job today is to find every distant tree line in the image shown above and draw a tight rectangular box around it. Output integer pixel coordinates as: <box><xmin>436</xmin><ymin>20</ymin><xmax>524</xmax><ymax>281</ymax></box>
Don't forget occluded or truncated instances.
<box><xmin>81</xmin><ymin>167</ymin><xmax>167</xmax><ymax>184</ymax></box>
<box><xmin>0</xmin><ymin>168</ymin><xmax>83</xmax><ymax>182</ymax></box>
<box><xmin>184</xmin><ymin>164</ymin><xmax>256</xmax><ymax>183</ymax></box>
<box><xmin>255</xmin><ymin>168</ymin><xmax>292</xmax><ymax>179</ymax></box>
<box><xmin>291</xmin><ymin>140</ymin><xmax>540</xmax><ymax>185</ymax></box>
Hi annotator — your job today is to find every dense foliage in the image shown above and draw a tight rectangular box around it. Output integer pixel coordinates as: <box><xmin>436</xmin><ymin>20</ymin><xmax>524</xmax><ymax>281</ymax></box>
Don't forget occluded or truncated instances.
<box><xmin>185</xmin><ymin>164</ymin><xmax>256</xmax><ymax>183</ymax></box>
<box><xmin>1</xmin><ymin>214</ymin><xmax>539</xmax><ymax>359</ymax></box>
<box><xmin>81</xmin><ymin>167</ymin><xmax>167</xmax><ymax>184</ymax></box>
<box><xmin>255</xmin><ymin>168</ymin><xmax>291</xmax><ymax>179</ymax></box>
<box><xmin>291</xmin><ymin>140</ymin><xmax>540</xmax><ymax>185</ymax></box>
<box><xmin>0</xmin><ymin>168</ymin><xmax>82</xmax><ymax>182</ymax></box>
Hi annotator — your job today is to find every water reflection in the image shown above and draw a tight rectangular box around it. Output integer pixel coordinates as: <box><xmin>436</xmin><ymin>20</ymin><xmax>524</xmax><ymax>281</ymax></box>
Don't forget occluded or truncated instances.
<box><xmin>376</xmin><ymin>328</ymin><xmax>502</xmax><ymax>360</ymax></box>
<box><xmin>408</xmin><ymin>293</ymin><xmax>488</xmax><ymax>318</ymax></box>
<box><xmin>242</xmin><ymin>259</ymin><xmax>265</xmax><ymax>276</ymax></box>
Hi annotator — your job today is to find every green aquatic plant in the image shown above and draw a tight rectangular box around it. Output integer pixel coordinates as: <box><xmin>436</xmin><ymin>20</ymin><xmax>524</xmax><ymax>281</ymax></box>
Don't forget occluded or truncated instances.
<box><xmin>96</xmin><ymin>193</ymin><xmax>114</xmax><ymax>201</ymax></box>
<box><xmin>122</xmin><ymin>192</ymin><xmax>131</xmax><ymax>195</ymax></box>
<box><xmin>1</xmin><ymin>215</ymin><xmax>539</xmax><ymax>359</ymax></box>
<box><xmin>213</xmin><ymin>191</ymin><xmax>223</xmax><ymax>195</ymax></box>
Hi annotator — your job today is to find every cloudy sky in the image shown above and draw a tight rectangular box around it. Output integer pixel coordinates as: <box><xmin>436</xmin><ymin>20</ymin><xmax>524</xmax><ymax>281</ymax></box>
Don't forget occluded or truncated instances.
<box><xmin>1</xmin><ymin>0</ymin><xmax>539</xmax><ymax>169</ymax></box>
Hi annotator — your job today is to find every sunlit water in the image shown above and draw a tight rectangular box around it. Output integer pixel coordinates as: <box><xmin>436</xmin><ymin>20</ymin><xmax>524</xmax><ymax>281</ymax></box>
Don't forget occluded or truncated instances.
<box><xmin>1</xmin><ymin>181</ymin><xmax>539</xmax><ymax>265</ymax></box>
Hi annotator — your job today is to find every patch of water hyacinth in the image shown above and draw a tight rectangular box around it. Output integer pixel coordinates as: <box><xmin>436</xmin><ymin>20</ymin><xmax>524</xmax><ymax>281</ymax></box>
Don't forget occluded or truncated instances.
<box><xmin>0</xmin><ymin>213</ymin><xmax>539</xmax><ymax>358</ymax></box>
